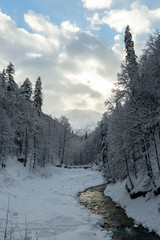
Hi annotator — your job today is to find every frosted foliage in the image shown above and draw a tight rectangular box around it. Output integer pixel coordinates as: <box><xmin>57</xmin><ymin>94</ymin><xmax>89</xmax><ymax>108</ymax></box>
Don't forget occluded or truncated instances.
<box><xmin>124</xmin><ymin>26</ymin><xmax>133</xmax><ymax>52</ymax></box>
<box><xmin>20</xmin><ymin>78</ymin><xmax>32</xmax><ymax>101</ymax></box>
<box><xmin>103</xmin><ymin>27</ymin><xmax>160</xmax><ymax>196</ymax></box>
<box><xmin>33</xmin><ymin>76</ymin><xmax>43</xmax><ymax>113</ymax></box>
<box><xmin>6</xmin><ymin>62</ymin><xmax>16</xmax><ymax>92</ymax></box>
<box><xmin>0</xmin><ymin>63</ymin><xmax>96</xmax><ymax>169</ymax></box>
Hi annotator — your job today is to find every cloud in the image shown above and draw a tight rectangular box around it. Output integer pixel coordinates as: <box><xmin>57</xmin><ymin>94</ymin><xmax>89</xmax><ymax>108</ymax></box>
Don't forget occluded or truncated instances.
<box><xmin>26</xmin><ymin>53</ymin><xmax>42</xmax><ymax>58</ymax></box>
<box><xmin>0</xmin><ymin>10</ymin><xmax>119</xmax><ymax>116</ymax></box>
<box><xmin>24</xmin><ymin>11</ymin><xmax>57</xmax><ymax>34</ymax></box>
<box><xmin>24</xmin><ymin>10</ymin><xmax>80</xmax><ymax>48</ymax></box>
<box><xmin>87</xmin><ymin>13</ymin><xmax>101</xmax><ymax>30</ymax></box>
<box><xmin>82</xmin><ymin>0</ymin><xmax>112</xmax><ymax>10</ymax></box>
<box><xmin>88</xmin><ymin>1</ymin><xmax>160</xmax><ymax>36</ymax></box>
<box><xmin>61</xmin><ymin>21</ymin><xmax>80</xmax><ymax>36</ymax></box>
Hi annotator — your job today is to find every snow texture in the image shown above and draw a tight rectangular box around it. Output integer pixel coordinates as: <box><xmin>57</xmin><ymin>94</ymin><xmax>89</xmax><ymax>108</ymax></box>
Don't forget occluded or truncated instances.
<box><xmin>0</xmin><ymin>158</ymin><xmax>111</xmax><ymax>240</ymax></box>
<box><xmin>104</xmin><ymin>180</ymin><xmax>160</xmax><ymax>236</ymax></box>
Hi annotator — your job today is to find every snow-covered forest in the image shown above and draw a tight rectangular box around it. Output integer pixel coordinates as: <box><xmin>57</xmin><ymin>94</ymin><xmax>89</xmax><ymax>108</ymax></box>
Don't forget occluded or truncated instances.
<box><xmin>86</xmin><ymin>26</ymin><xmax>160</xmax><ymax>197</ymax></box>
<box><xmin>1</xmin><ymin>25</ymin><xmax>160</xmax><ymax>239</ymax></box>
<box><xmin>1</xmin><ymin>26</ymin><xmax>160</xmax><ymax>197</ymax></box>
<box><xmin>0</xmin><ymin>64</ymin><xmax>98</xmax><ymax>168</ymax></box>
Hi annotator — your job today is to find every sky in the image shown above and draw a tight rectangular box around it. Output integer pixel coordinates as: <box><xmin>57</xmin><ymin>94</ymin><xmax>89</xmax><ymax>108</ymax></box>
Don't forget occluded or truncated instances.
<box><xmin>0</xmin><ymin>0</ymin><xmax>160</xmax><ymax>117</ymax></box>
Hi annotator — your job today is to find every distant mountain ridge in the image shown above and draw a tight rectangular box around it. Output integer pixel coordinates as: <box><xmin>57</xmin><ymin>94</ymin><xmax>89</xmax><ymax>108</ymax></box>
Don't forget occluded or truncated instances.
<box><xmin>64</xmin><ymin>109</ymin><xmax>102</xmax><ymax>134</ymax></box>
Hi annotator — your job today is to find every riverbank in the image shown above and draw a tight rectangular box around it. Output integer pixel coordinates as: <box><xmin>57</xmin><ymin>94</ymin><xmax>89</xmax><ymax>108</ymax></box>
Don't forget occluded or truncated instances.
<box><xmin>79</xmin><ymin>184</ymin><xmax>160</xmax><ymax>240</ymax></box>
<box><xmin>0</xmin><ymin>158</ymin><xmax>111</xmax><ymax>240</ymax></box>
<box><xmin>104</xmin><ymin>179</ymin><xmax>160</xmax><ymax>237</ymax></box>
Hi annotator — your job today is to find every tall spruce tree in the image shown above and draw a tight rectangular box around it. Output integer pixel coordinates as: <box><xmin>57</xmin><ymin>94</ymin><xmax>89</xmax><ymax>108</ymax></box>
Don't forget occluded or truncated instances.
<box><xmin>33</xmin><ymin>77</ymin><xmax>43</xmax><ymax>115</ymax></box>
<box><xmin>6</xmin><ymin>62</ymin><xmax>16</xmax><ymax>92</ymax></box>
<box><xmin>17</xmin><ymin>78</ymin><xmax>33</xmax><ymax>166</ymax></box>
<box><xmin>19</xmin><ymin>78</ymin><xmax>32</xmax><ymax>103</ymax></box>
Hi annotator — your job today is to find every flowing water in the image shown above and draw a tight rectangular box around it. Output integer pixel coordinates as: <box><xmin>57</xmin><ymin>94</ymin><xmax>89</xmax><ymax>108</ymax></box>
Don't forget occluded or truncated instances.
<box><xmin>79</xmin><ymin>184</ymin><xmax>160</xmax><ymax>240</ymax></box>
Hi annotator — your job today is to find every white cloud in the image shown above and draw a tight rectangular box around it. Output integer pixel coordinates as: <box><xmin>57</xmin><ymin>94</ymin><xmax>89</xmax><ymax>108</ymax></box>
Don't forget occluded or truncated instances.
<box><xmin>82</xmin><ymin>0</ymin><xmax>112</xmax><ymax>10</ymax></box>
<box><xmin>24</xmin><ymin>10</ymin><xmax>59</xmax><ymax>35</ymax></box>
<box><xmin>24</xmin><ymin>10</ymin><xmax>60</xmax><ymax>49</ymax></box>
<box><xmin>24</xmin><ymin>11</ymin><xmax>80</xmax><ymax>40</ymax></box>
<box><xmin>112</xmin><ymin>43</ymin><xmax>124</xmax><ymax>59</ymax></box>
<box><xmin>89</xmin><ymin>2</ymin><xmax>160</xmax><ymax>36</ymax></box>
<box><xmin>0</xmin><ymin>10</ymin><xmax>119</xmax><ymax>116</ymax></box>
<box><xmin>114</xmin><ymin>34</ymin><xmax>121</xmax><ymax>41</ymax></box>
<box><xmin>61</xmin><ymin>21</ymin><xmax>80</xmax><ymax>33</ymax></box>
<box><xmin>61</xmin><ymin>21</ymin><xmax>80</xmax><ymax>39</ymax></box>
<box><xmin>26</xmin><ymin>53</ymin><xmax>42</xmax><ymax>58</ymax></box>
<box><xmin>87</xmin><ymin>13</ymin><xmax>101</xmax><ymax>30</ymax></box>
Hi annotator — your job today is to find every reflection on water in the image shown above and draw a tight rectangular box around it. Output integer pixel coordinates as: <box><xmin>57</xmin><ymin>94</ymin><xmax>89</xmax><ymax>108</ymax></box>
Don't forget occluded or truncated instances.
<box><xmin>79</xmin><ymin>184</ymin><xmax>160</xmax><ymax>240</ymax></box>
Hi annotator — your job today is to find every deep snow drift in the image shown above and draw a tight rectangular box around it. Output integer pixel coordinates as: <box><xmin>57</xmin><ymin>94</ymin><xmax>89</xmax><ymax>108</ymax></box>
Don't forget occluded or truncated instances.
<box><xmin>0</xmin><ymin>158</ymin><xmax>111</xmax><ymax>240</ymax></box>
<box><xmin>104</xmin><ymin>180</ymin><xmax>160</xmax><ymax>237</ymax></box>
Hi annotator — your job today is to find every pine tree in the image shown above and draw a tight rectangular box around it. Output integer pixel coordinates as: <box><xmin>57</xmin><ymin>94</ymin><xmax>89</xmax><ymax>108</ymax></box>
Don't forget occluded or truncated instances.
<box><xmin>1</xmin><ymin>69</ymin><xmax>7</xmax><ymax>89</ymax></box>
<box><xmin>115</xmin><ymin>25</ymin><xmax>138</xmax><ymax>105</ymax></box>
<box><xmin>18</xmin><ymin>78</ymin><xmax>32</xmax><ymax>112</ymax></box>
<box><xmin>105</xmin><ymin>26</ymin><xmax>139</xmax><ymax>188</ymax></box>
<box><xmin>6</xmin><ymin>62</ymin><xmax>16</xmax><ymax>92</ymax></box>
<box><xmin>33</xmin><ymin>77</ymin><xmax>43</xmax><ymax>115</ymax></box>
<box><xmin>124</xmin><ymin>26</ymin><xmax>137</xmax><ymax>65</ymax></box>
<box><xmin>17</xmin><ymin>78</ymin><xmax>33</xmax><ymax>166</ymax></box>
<box><xmin>19</xmin><ymin>78</ymin><xmax>32</xmax><ymax>102</ymax></box>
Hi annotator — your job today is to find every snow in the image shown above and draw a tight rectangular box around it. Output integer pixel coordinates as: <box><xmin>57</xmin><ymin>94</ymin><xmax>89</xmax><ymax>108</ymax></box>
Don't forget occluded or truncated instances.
<box><xmin>104</xmin><ymin>179</ymin><xmax>160</xmax><ymax>236</ymax></box>
<box><xmin>0</xmin><ymin>158</ymin><xmax>111</xmax><ymax>240</ymax></box>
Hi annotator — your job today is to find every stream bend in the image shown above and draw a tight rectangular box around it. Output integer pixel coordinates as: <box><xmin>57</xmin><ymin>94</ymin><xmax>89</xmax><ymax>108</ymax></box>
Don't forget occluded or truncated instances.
<box><xmin>79</xmin><ymin>184</ymin><xmax>160</xmax><ymax>240</ymax></box>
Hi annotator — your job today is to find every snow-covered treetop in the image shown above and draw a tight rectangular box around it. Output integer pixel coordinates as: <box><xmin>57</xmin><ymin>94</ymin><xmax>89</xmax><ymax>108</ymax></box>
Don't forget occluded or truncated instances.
<box><xmin>124</xmin><ymin>25</ymin><xmax>137</xmax><ymax>66</ymax></box>
<box><xmin>18</xmin><ymin>78</ymin><xmax>32</xmax><ymax>105</ymax></box>
<box><xmin>33</xmin><ymin>76</ymin><xmax>43</xmax><ymax>115</ymax></box>
<box><xmin>6</xmin><ymin>62</ymin><xmax>16</xmax><ymax>92</ymax></box>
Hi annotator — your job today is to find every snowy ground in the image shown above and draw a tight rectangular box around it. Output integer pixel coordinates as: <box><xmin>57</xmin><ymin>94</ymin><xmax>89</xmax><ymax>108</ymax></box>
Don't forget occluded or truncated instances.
<box><xmin>0</xmin><ymin>158</ymin><xmax>111</xmax><ymax>240</ymax></box>
<box><xmin>104</xmin><ymin>180</ymin><xmax>160</xmax><ymax>237</ymax></box>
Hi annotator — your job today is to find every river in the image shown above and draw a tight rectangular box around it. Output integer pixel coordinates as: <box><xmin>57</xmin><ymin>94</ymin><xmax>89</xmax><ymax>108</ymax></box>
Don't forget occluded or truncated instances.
<box><xmin>79</xmin><ymin>184</ymin><xmax>160</xmax><ymax>240</ymax></box>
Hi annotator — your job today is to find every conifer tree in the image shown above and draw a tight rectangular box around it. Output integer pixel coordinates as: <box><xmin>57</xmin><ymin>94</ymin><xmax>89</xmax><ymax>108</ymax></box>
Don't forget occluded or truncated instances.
<box><xmin>124</xmin><ymin>26</ymin><xmax>137</xmax><ymax>66</ymax></box>
<box><xmin>18</xmin><ymin>78</ymin><xmax>32</xmax><ymax>112</ymax></box>
<box><xmin>17</xmin><ymin>78</ymin><xmax>33</xmax><ymax>166</ymax></box>
<box><xmin>124</xmin><ymin>25</ymin><xmax>138</xmax><ymax>101</ymax></box>
<box><xmin>6</xmin><ymin>62</ymin><xmax>16</xmax><ymax>92</ymax></box>
<box><xmin>19</xmin><ymin>78</ymin><xmax>32</xmax><ymax>102</ymax></box>
<box><xmin>1</xmin><ymin>69</ymin><xmax>7</xmax><ymax>89</ymax></box>
<box><xmin>33</xmin><ymin>77</ymin><xmax>43</xmax><ymax>115</ymax></box>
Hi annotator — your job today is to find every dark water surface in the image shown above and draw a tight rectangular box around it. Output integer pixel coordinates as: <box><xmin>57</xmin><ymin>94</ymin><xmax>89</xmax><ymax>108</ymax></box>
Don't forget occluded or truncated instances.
<box><xmin>79</xmin><ymin>184</ymin><xmax>160</xmax><ymax>240</ymax></box>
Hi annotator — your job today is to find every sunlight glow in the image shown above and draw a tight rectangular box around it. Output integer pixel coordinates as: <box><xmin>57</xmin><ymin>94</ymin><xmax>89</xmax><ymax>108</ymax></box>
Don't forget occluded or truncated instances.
<box><xmin>66</xmin><ymin>59</ymin><xmax>114</xmax><ymax>96</ymax></box>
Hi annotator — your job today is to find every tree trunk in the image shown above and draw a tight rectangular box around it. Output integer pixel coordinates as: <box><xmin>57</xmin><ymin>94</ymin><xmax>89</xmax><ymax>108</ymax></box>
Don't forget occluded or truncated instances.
<box><xmin>124</xmin><ymin>149</ymin><xmax>134</xmax><ymax>190</ymax></box>
<box><xmin>61</xmin><ymin>131</ymin><xmax>66</xmax><ymax>164</ymax></box>
<box><xmin>132</xmin><ymin>149</ymin><xmax>137</xmax><ymax>179</ymax></box>
<box><xmin>33</xmin><ymin>133</ymin><xmax>36</xmax><ymax>169</ymax></box>
<box><xmin>152</xmin><ymin>127</ymin><xmax>160</xmax><ymax>171</ymax></box>
<box><xmin>24</xmin><ymin>128</ymin><xmax>28</xmax><ymax>167</ymax></box>
<box><xmin>138</xmin><ymin>124</ymin><xmax>156</xmax><ymax>187</ymax></box>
